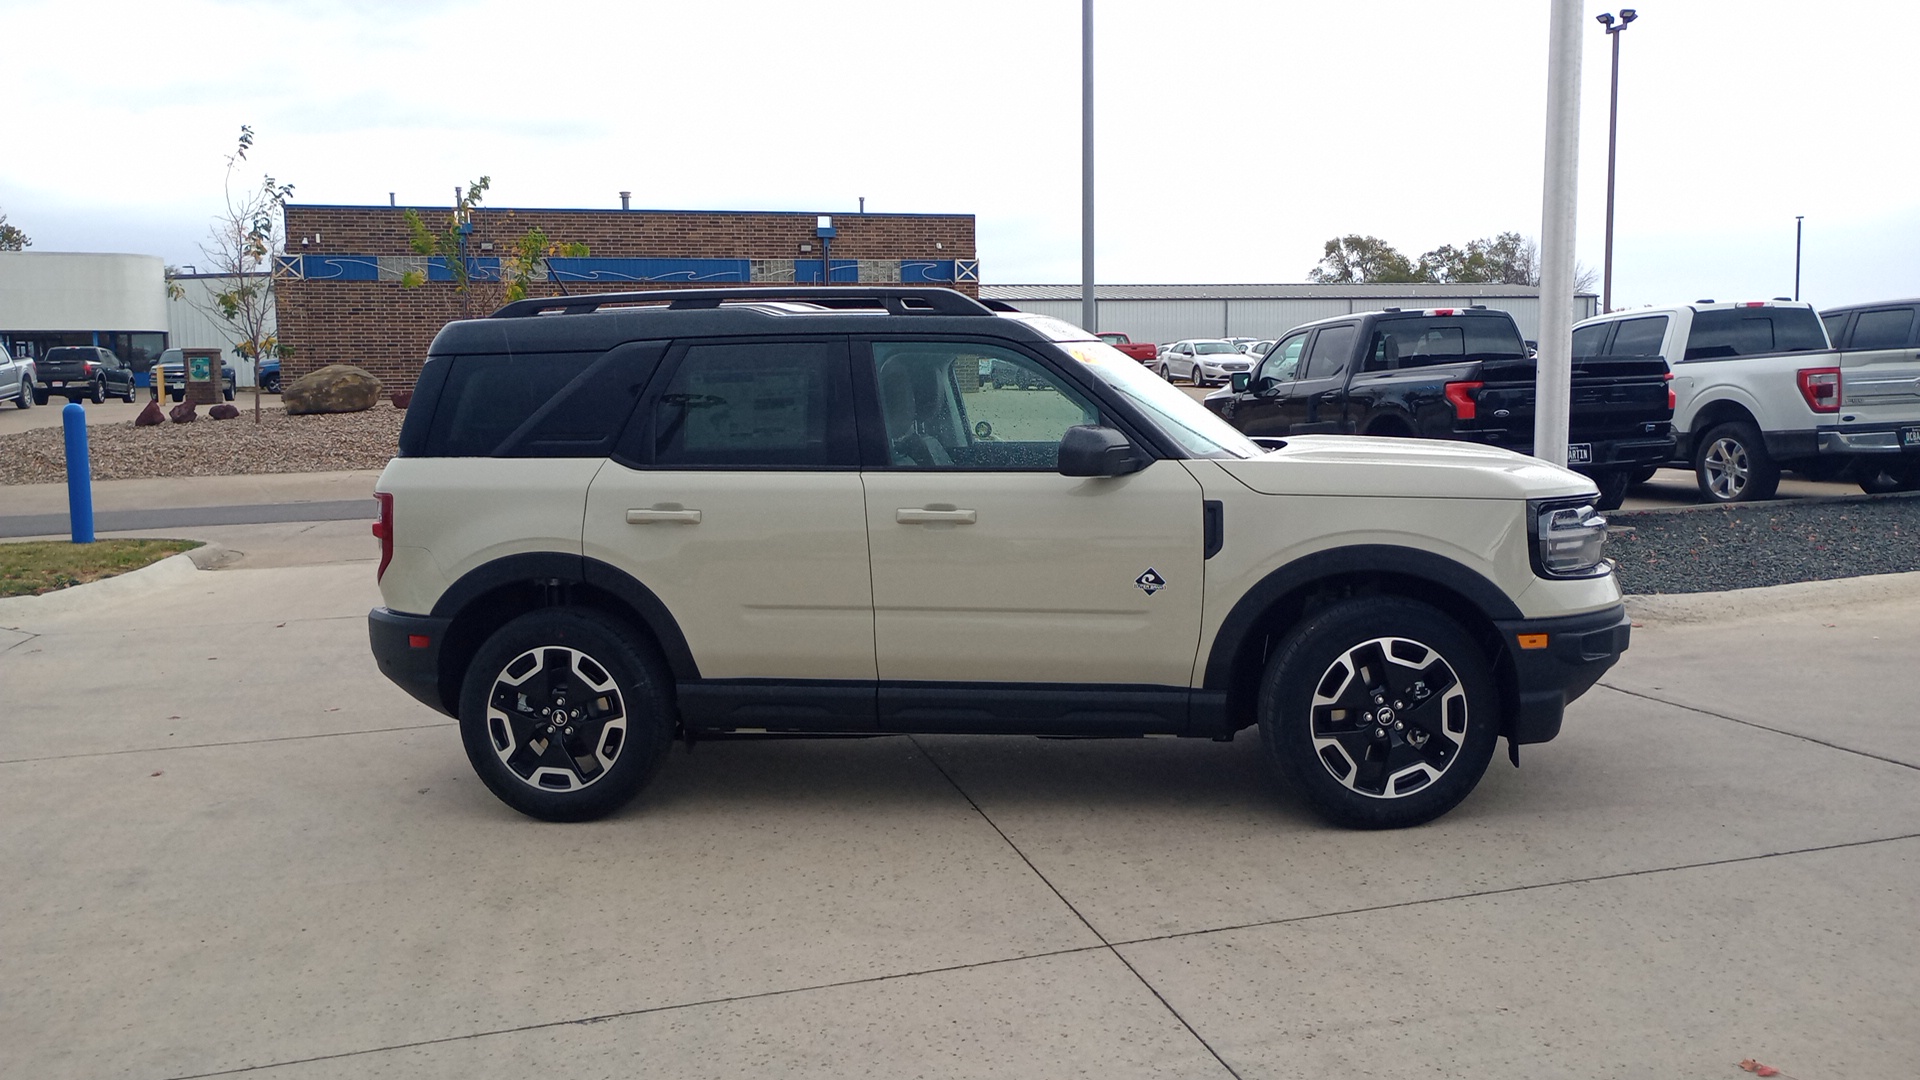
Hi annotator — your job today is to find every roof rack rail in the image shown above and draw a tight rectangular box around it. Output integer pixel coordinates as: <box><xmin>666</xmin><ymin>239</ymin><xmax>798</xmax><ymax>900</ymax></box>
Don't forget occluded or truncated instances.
<box><xmin>488</xmin><ymin>286</ymin><xmax>993</xmax><ymax>320</ymax></box>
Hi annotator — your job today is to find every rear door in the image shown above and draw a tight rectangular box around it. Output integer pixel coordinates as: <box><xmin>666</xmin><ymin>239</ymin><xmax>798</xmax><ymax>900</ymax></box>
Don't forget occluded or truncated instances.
<box><xmin>1835</xmin><ymin>305</ymin><xmax>1920</xmax><ymax>431</ymax></box>
<box><xmin>583</xmin><ymin>338</ymin><xmax>878</xmax><ymax>686</ymax></box>
<box><xmin>1280</xmin><ymin>323</ymin><xmax>1358</xmax><ymax>433</ymax></box>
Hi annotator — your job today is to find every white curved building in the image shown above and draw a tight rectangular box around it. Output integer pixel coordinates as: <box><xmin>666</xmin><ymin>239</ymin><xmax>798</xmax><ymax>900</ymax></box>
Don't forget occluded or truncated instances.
<box><xmin>0</xmin><ymin>251</ymin><xmax>171</xmax><ymax>369</ymax></box>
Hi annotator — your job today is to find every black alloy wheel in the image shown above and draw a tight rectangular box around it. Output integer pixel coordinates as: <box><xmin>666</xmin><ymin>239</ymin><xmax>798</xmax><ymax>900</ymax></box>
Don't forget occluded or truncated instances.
<box><xmin>1258</xmin><ymin>597</ymin><xmax>1499</xmax><ymax>829</ymax></box>
<box><xmin>458</xmin><ymin>608</ymin><xmax>675</xmax><ymax>821</ymax></box>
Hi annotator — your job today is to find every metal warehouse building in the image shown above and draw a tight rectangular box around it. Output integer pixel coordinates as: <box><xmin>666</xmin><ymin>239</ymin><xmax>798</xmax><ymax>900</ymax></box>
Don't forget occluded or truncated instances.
<box><xmin>980</xmin><ymin>284</ymin><xmax>1599</xmax><ymax>344</ymax></box>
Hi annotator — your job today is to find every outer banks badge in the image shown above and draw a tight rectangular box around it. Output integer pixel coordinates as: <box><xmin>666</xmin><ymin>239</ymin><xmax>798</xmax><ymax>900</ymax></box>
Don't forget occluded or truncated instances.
<box><xmin>1134</xmin><ymin>568</ymin><xmax>1167</xmax><ymax>595</ymax></box>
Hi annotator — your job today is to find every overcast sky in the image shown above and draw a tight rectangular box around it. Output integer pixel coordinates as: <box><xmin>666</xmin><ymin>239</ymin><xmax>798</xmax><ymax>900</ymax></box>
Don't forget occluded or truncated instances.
<box><xmin>2</xmin><ymin>0</ymin><xmax>1914</xmax><ymax>310</ymax></box>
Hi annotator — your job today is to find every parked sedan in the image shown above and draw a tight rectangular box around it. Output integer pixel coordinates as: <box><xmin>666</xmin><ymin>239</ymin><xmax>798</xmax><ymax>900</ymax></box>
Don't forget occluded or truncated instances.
<box><xmin>1160</xmin><ymin>339</ymin><xmax>1255</xmax><ymax>386</ymax></box>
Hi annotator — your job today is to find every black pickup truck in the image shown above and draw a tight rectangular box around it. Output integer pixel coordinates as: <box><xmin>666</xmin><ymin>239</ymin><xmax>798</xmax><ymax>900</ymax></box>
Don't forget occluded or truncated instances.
<box><xmin>1203</xmin><ymin>306</ymin><xmax>1674</xmax><ymax>508</ymax></box>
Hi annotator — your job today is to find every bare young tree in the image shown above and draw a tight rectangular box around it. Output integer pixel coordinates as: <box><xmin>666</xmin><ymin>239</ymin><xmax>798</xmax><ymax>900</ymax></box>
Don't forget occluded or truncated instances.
<box><xmin>182</xmin><ymin>125</ymin><xmax>294</xmax><ymax>424</ymax></box>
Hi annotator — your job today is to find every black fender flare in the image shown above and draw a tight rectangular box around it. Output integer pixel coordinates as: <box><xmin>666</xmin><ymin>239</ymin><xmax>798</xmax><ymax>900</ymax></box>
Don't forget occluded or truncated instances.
<box><xmin>1201</xmin><ymin>544</ymin><xmax>1521</xmax><ymax>692</ymax></box>
<box><xmin>430</xmin><ymin>552</ymin><xmax>700</xmax><ymax>681</ymax></box>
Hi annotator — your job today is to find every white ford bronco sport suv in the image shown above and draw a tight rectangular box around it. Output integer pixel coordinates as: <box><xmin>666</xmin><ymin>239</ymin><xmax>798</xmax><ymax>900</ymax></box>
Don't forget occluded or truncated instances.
<box><xmin>369</xmin><ymin>287</ymin><xmax>1630</xmax><ymax>829</ymax></box>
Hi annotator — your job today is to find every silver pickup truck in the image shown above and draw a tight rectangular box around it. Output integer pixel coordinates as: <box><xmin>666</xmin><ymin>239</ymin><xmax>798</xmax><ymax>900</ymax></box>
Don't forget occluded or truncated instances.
<box><xmin>1</xmin><ymin>344</ymin><xmax>36</xmax><ymax>409</ymax></box>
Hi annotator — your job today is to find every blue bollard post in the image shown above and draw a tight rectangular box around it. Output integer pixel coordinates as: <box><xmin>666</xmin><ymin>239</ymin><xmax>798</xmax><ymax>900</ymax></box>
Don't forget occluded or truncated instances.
<box><xmin>62</xmin><ymin>403</ymin><xmax>94</xmax><ymax>544</ymax></box>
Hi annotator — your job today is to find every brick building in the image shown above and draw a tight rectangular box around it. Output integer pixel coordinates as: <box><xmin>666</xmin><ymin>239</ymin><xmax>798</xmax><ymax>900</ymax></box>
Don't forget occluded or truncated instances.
<box><xmin>274</xmin><ymin>204</ymin><xmax>979</xmax><ymax>390</ymax></box>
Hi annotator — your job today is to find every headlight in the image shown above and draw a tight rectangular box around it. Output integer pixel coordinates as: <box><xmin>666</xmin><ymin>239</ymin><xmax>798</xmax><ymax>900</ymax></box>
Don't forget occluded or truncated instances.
<box><xmin>1528</xmin><ymin>498</ymin><xmax>1611</xmax><ymax>578</ymax></box>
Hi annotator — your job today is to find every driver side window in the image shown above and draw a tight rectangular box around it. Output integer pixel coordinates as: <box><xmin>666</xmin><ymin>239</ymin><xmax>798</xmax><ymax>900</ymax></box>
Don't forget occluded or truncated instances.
<box><xmin>1260</xmin><ymin>333</ymin><xmax>1308</xmax><ymax>384</ymax></box>
<box><xmin>872</xmin><ymin>342</ymin><xmax>1097</xmax><ymax>470</ymax></box>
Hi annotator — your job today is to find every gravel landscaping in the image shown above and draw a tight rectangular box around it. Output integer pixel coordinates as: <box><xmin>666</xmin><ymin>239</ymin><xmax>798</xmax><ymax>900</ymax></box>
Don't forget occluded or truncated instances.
<box><xmin>0</xmin><ymin>404</ymin><xmax>403</xmax><ymax>485</ymax></box>
<box><xmin>1611</xmin><ymin>493</ymin><xmax>1920</xmax><ymax>594</ymax></box>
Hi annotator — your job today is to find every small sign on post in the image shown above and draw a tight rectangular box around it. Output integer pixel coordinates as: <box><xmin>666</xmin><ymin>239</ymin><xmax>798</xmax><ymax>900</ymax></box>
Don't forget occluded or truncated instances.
<box><xmin>183</xmin><ymin>347</ymin><xmax>223</xmax><ymax>406</ymax></box>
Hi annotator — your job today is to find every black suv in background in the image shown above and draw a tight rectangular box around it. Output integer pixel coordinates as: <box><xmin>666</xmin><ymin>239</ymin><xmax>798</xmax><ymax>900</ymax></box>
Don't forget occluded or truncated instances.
<box><xmin>1203</xmin><ymin>307</ymin><xmax>1674</xmax><ymax>509</ymax></box>
<box><xmin>35</xmin><ymin>346</ymin><xmax>137</xmax><ymax>404</ymax></box>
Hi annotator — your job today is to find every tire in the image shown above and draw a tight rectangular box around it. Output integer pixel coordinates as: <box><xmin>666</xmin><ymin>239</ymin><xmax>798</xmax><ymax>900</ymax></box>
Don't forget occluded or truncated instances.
<box><xmin>1630</xmin><ymin>465</ymin><xmax>1659</xmax><ymax>485</ymax></box>
<box><xmin>1693</xmin><ymin>420</ymin><xmax>1779</xmax><ymax>503</ymax></box>
<box><xmin>1156</xmin><ymin>364</ymin><xmax>1170</xmax><ymax>381</ymax></box>
<box><xmin>89</xmin><ymin>378</ymin><xmax>105</xmax><ymax>404</ymax></box>
<box><xmin>170</xmin><ymin>390</ymin><xmax>184</xmax><ymax>403</ymax></box>
<box><xmin>32</xmin><ymin>387</ymin><xmax>48</xmax><ymax>406</ymax></box>
<box><xmin>1257</xmin><ymin>597</ymin><xmax>1499</xmax><ymax>829</ymax></box>
<box><xmin>120</xmin><ymin>382</ymin><xmax>136</xmax><ymax>403</ymax></box>
<box><xmin>1592</xmin><ymin>469</ymin><xmax>1630</xmax><ymax>511</ymax></box>
<box><xmin>13</xmin><ymin>377</ymin><xmax>30</xmax><ymax>409</ymax></box>
<box><xmin>262</xmin><ymin>372</ymin><xmax>281</xmax><ymax>394</ymax></box>
<box><xmin>458</xmin><ymin>608</ymin><xmax>675</xmax><ymax>822</ymax></box>
<box><xmin>223</xmin><ymin>385</ymin><xmax>235</xmax><ymax>401</ymax></box>
<box><xmin>1859</xmin><ymin>460</ymin><xmax>1920</xmax><ymax>494</ymax></box>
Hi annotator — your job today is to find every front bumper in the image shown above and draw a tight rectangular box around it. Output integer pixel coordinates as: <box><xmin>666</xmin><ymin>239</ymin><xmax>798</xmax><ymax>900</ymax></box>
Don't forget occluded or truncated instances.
<box><xmin>1492</xmin><ymin>603</ymin><xmax>1631</xmax><ymax>745</ymax></box>
<box><xmin>369</xmin><ymin>607</ymin><xmax>453</xmax><ymax>716</ymax></box>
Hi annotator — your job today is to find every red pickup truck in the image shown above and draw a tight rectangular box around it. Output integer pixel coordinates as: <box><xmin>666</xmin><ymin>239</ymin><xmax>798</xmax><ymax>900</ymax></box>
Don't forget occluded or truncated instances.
<box><xmin>1096</xmin><ymin>332</ymin><xmax>1158</xmax><ymax>365</ymax></box>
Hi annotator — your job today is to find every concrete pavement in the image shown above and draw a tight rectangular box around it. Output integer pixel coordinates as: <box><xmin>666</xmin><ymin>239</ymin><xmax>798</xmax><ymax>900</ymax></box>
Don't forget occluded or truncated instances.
<box><xmin>1</xmin><ymin>530</ymin><xmax>1916</xmax><ymax>1078</ymax></box>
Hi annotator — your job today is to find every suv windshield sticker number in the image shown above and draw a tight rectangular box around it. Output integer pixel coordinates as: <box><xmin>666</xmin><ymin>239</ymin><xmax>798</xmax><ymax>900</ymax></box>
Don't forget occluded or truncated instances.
<box><xmin>1134</xmin><ymin>568</ymin><xmax>1167</xmax><ymax>595</ymax></box>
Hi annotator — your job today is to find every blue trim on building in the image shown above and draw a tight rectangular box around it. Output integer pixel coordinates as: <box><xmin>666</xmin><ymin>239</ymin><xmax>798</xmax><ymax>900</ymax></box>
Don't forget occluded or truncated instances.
<box><xmin>900</xmin><ymin>259</ymin><xmax>958</xmax><ymax>284</ymax></box>
<box><xmin>289</xmin><ymin>255</ymin><xmax>380</xmax><ymax>281</ymax></box>
<box><xmin>547</xmin><ymin>258</ymin><xmax>751</xmax><ymax>283</ymax></box>
<box><xmin>427</xmin><ymin>257</ymin><xmax>501</xmax><ymax>282</ymax></box>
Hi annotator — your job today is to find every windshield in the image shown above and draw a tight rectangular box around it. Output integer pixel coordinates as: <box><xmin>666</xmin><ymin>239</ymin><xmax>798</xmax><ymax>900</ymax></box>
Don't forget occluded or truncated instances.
<box><xmin>1096</xmin><ymin>333</ymin><xmax>1127</xmax><ymax>344</ymax></box>
<box><xmin>1060</xmin><ymin>340</ymin><xmax>1262</xmax><ymax>459</ymax></box>
<box><xmin>1194</xmin><ymin>341</ymin><xmax>1239</xmax><ymax>355</ymax></box>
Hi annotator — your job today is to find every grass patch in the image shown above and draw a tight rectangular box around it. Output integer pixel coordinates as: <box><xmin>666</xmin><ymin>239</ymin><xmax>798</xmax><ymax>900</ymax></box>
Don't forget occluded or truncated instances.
<box><xmin>0</xmin><ymin>539</ymin><xmax>203</xmax><ymax>597</ymax></box>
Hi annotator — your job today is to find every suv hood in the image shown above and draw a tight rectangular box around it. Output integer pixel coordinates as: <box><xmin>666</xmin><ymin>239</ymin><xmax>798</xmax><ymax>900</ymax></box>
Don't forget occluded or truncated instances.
<box><xmin>1217</xmin><ymin>435</ymin><xmax>1597</xmax><ymax>501</ymax></box>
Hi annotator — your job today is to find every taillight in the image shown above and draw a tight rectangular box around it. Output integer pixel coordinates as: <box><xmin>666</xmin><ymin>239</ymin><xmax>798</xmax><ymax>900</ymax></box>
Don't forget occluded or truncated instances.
<box><xmin>1797</xmin><ymin>367</ymin><xmax>1840</xmax><ymax>413</ymax></box>
<box><xmin>372</xmin><ymin>491</ymin><xmax>394</xmax><ymax>580</ymax></box>
<box><xmin>1666</xmin><ymin>370</ymin><xmax>1675</xmax><ymax>411</ymax></box>
<box><xmin>1444</xmin><ymin>380</ymin><xmax>1483</xmax><ymax>421</ymax></box>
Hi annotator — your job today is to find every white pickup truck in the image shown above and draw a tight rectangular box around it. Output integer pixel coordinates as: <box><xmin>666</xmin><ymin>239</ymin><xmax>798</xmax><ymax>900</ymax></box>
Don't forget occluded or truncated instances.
<box><xmin>1</xmin><ymin>343</ymin><xmax>36</xmax><ymax>410</ymax></box>
<box><xmin>1573</xmin><ymin>299</ymin><xmax>1920</xmax><ymax>501</ymax></box>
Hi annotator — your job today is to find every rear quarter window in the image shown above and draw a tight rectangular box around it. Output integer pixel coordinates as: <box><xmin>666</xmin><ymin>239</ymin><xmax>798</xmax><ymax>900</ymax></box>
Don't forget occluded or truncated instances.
<box><xmin>1365</xmin><ymin>316</ymin><xmax>1526</xmax><ymax>371</ymax></box>
<box><xmin>412</xmin><ymin>344</ymin><xmax>663</xmax><ymax>458</ymax></box>
<box><xmin>1684</xmin><ymin>308</ymin><xmax>1828</xmax><ymax>360</ymax></box>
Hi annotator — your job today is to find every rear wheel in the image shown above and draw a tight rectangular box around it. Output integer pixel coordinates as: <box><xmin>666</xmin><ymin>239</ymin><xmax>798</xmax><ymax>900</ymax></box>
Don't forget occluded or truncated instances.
<box><xmin>32</xmin><ymin>387</ymin><xmax>48</xmax><ymax>405</ymax></box>
<box><xmin>88</xmin><ymin>378</ymin><xmax>105</xmax><ymax>404</ymax></box>
<box><xmin>12</xmin><ymin>376</ymin><xmax>30</xmax><ymax>409</ymax></box>
<box><xmin>458</xmin><ymin>608</ymin><xmax>675</xmax><ymax>822</ymax></box>
<box><xmin>1258</xmin><ymin>597</ymin><xmax>1499</xmax><ymax>829</ymax></box>
<box><xmin>1694</xmin><ymin>420</ymin><xmax>1779</xmax><ymax>503</ymax></box>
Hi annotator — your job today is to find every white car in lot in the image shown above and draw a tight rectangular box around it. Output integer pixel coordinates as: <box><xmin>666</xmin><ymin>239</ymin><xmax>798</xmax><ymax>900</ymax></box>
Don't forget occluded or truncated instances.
<box><xmin>1161</xmin><ymin>339</ymin><xmax>1255</xmax><ymax>386</ymax></box>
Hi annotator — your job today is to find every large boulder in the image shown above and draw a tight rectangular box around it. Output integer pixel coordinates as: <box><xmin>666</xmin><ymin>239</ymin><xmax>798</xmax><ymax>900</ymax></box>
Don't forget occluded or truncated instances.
<box><xmin>208</xmin><ymin>403</ymin><xmax>240</xmax><ymax>420</ymax></box>
<box><xmin>168</xmin><ymin>402</ymin><xmax>197</xmax><ymax>424</ymax></box>
<box><xmin>284</xmin><ymin>364</ymin><xmax>383</xmax><ymax>415</ymax></box>
<box><xmin>134</xmin><ymin>400</ymin><xmax>166</xmax><ymax>427</ymax></box>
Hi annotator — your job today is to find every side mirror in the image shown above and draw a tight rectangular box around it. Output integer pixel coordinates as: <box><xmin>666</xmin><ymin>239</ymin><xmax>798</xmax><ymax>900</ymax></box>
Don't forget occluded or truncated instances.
<box><xmin>1230</xmin><ymin>372</ymin><xmax>1251</xmax><ymax>393</ymax></box>
<box><xmin>1058</xmin><ymin>424</ymin><xmax>1146</xmax><ymax>477</ymax></box>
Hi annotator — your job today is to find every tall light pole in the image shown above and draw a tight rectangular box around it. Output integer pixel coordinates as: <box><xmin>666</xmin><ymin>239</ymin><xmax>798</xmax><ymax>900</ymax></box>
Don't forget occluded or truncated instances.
<box><xmin>1536</xmin><ymin>0</ymin><xmax>1585</xmax><ymax>470</ymax></box>
<box><xmin>1596</xmin><ymin>8</ymin><xmax>1637</xmax><ymax>313</ymax></box>
<box><xmin>1794</xmin><ymin>215</ymin><xmax>1804</xmax><ymax>301</ymax></box>
<box><xmin>1081</xmin><ymin>0</ymin><xmax>1095</xmax><ymax>333</ymax></box>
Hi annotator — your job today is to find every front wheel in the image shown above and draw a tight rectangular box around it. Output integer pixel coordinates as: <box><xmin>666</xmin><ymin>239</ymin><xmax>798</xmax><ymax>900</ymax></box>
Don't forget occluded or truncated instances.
<box><xmin>458</xmin><ymin>608</ymin><xmax>676</xmax><ymax>822</ymax></box>
<box><xmin>120</xmin><ymin>382</ymin><xmax>136</xmax><ymax>403</ymax></box>
<box><xmin>1258</xmin><ymin>597</ymin><xmax>1499</xmax><ymax>829</ymax></box>
<box><xmin>223</xmin><ymin>384</ymin><xmax>235</xmax><ymax>401</ymax></box>
<box><xmin>1694</xmin><ymin>420</ymin><xmax>1779</xmax><ymax>503</ymax></box>
<box><xmin>1631</xmin><ymin>465</ymin><xmax>1659</xmax><ymax>485</ymax></box>
<box><xmin>262</xmin><ymin>372</ymin><xmax>281</xmax><ymax>394</ymax></box>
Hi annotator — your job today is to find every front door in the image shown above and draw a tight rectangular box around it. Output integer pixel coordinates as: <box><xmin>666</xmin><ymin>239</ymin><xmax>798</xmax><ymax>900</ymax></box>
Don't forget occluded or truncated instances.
<box><xmin>1282</xmin><ymin>323</ymin><xmax>1358</xmax><ymax>434</ymax></box>
<box><xmin>1224</xmin><ymin>329</ymin><xmax>1307</xmax><ymax>437</ymax></box>
<box><xmin>858</xmin><ymin>340</ymin><xmax>1206</xmax><ymax>696</ymax></box>
<box><xmin>1837</xmin><ymin>305</ymin><xmax>1920</xmax><ymax>432</ymax></box>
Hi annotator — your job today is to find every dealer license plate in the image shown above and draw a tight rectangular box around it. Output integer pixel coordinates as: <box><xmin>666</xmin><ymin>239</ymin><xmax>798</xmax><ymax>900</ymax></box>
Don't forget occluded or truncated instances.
<box><xmin>1567</xmin><ymin>443</ymin><xmax>1593</xmax><ymax>464</ymax></box>
<box><xmin>1902</xmin><ymin>427</ymin><xmax>1920</xmax><ymax>447</ymax></box>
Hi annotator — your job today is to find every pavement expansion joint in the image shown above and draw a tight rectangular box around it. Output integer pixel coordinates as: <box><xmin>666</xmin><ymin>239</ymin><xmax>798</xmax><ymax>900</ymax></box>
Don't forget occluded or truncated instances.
<box><xmin>0</xmin><ymin>721</ymin><xmax>456</xmax><ymax>766</ymax></box>
<box><xmin>156</xmin><ymin>943</ymin><xmax>1114</xmax><ymax>1080</ymax></box>
<box><xmin>1105</xmin><ymin>831</ymin><xmax>1920</xmax><ymax>952</ymax></box>
<box><xmin>906</xmin><ymin>735</ymin><xmax>1245</xmax><ymax>1079</ymax></box>
<box><xmin>1598</xmin><ymin>681</ymin><xmax>1920</xmax><ymax>773</ymax></box>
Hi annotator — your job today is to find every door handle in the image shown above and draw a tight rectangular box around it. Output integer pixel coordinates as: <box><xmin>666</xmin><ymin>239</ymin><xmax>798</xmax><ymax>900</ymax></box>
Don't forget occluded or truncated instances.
<box><xmin>626</xmin><ymin>507</ymin><xmax>701</xmax><ymax>524</ymax></box>
<box><xmin>895</xmin><ymin>507</ymin><xmax>977</xmax><ymax>525</ymax></box>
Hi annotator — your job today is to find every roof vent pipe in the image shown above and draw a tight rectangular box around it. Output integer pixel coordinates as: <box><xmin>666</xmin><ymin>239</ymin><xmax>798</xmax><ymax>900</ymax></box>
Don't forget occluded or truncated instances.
<box><xmin>619</xmin><ymin>191</ymin><xmax>631</xmax><ymax>210</ymax></box>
